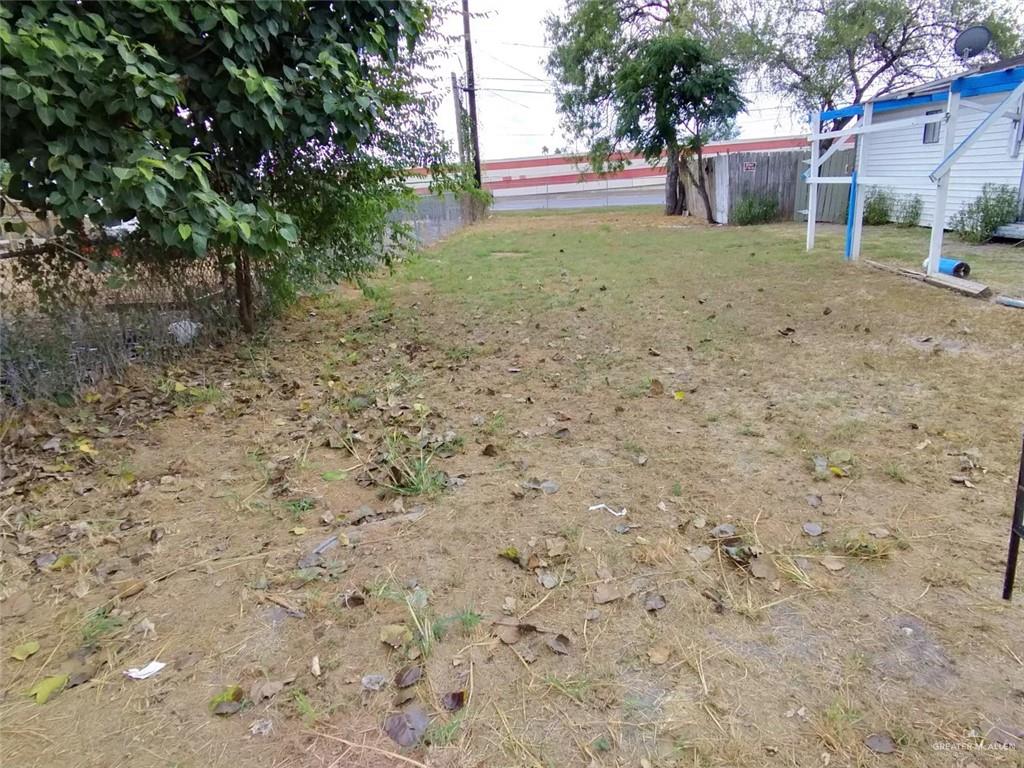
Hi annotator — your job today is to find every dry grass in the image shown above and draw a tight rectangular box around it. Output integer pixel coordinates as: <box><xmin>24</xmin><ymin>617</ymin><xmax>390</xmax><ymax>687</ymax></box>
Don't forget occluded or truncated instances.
<box><xmin>1</xmin><ymin>211</ymin><xmax>1022</xmax><ymax>768</ymax></box>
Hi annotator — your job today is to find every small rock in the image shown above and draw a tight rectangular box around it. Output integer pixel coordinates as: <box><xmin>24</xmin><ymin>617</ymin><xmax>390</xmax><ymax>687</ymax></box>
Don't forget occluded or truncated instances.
<box><xmin>802</xmin><ymin>522</ymin><xmax>824</xmax><ymax>537</ymax></box>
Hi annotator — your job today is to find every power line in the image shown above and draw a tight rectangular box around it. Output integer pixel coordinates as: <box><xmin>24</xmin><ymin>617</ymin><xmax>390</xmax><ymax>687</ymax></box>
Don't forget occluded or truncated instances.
<box><xmin>476</xmin><ymin>87</ymin><xmax>553</xmax><ymax>95</ymax></box>
<box><xmin>480</xmin><ymin>51</ymin><xmax>549</xmax><ymax>83</ymax></box>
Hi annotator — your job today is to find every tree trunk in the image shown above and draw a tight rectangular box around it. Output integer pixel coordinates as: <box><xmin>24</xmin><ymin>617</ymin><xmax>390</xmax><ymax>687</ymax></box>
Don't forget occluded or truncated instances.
<box><xmin>234</xmin><ymin>250</ymin><xmax>255</xmax><ymax>334</ymax></box>
<box><xmin>664</xmin><ymin>148</ymin><xmax>686</xmax><ymax>216</ymax></box>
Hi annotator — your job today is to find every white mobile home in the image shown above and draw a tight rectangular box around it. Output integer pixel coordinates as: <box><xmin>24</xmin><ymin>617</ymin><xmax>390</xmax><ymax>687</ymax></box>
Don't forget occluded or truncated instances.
<box><xmin>805</xmin><ymin>55</ymin><xmax>1024</xmax><ymax>273</ymax></box>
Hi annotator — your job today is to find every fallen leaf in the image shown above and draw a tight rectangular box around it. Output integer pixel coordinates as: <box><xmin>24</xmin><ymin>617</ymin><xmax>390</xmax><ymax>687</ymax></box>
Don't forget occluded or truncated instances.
<box><xmin>673</xmin><ymin>390</ymin><xmax>686</xmax><ymax>401</ymax></box>
<box><xmin>338</xmin><ymin>589</ymin><xmax>366</xmax><ymax>608</ymax></box>
<box><xmin>749</xmin><ymin>557</ymin><xmax>777</xmax><ymax>580</ymax></box>
<box><xmin>648</xmin><ymin>379</ymin><xmax>665</xmax><ymax>396</ymax></box>
<box><xmin>28</xmin><ymin>674</ymin><xmax>69</xmax><ymax>704</ymax></box>
<box><xmin>802</xmin><ymin>522</ymin><xmax>824</xmax><ymax>537</ymax></box>
<box><xmin>495</xmin><ymin>623</ymin><xmax>521</xmax><ymax>644</ymax></box>
<box><xmin>690</xmin><ymin>545</ymin><xmax>713</xmax><ymax>563</ymax></box>
<box><xmin>249</xmin><ymin>718</ymin><xmax>273</xmax><ymax>737</ymax></box>
<box><xmin>546</xmin><ymin>537</ymin><xmax>568</xmax><ymax>558</ymax></box>
<box><xmin>950</xmin><ymin>475</ymin><xmax>976</xmax><ymax>488</ymax></box>
<box><xmin>394</xmin><ymin>665</ymin><xmax>422</xmax><ymax>688</ymax></box>
<box><xmin>361</xmin><ymin>674</ymin><xmax>387</xmax><ymax>691</ymax></box>
<box><xmin>820</xmin><ymin>556</ymin><xmax>846</xmax><ymax>572</ymax></box>
<box><xmin>310</xmin><ymin>655</ymin><xmax>321</xmax><ymax>677</ymax></box>
<box><xmin>709</xmin><ymin>523</ymin><xmax>736</xmax><ymax>539</ymax></box>
<box><xmin>380</xmin><ymin>624</ymin><xmax>413</xmax><ymax>649</ymax></box>
<box><xmin>11</xmin><ymin>640</ymin><xmax>40</xmax><ymax>661</ymax></box>
<box><xmin>648</xmin><ymin>645</ymin><xmax>671</xmax><ymax>665</ymax></box>
<box><xmin>545</xmin><ymin>633</ymin><xmax>571</xmax><ymax>655</ymax></box>
<box><xmin>384</xmin><ymin>704</ymin><xmax>429</xmax><ymax>747</ymax></box>
<box><xmin>50</xmin><ymin>553</ymin><xmax>77</xmax><ymax>570</ymax></box>
<box><xmin>290</xmin><ymin>526</ymin><xmax>307</xmax><ymax>535</ymax></box>
<box><xmin>868</xmin><ymin>527</ymin><xmax>892</xmax><ymax>539</ymax></box>
<box><xmin>593</xmin><ymin>583</ymin><xmax>622</xmax><ymax>604</ymax></box>
<box><xmin>321</xmin><ymin>470</ymin><xmax>346</xmax><ymax>481</ymax></box>
<box><xmin>209</xmin><ymin>685</ymin><xmax>244</xmax><ymax>715</ymax></box>
<box><xmin>643</xmin><ymin>593</ymin><xmax>667</xmax><ymax>612</ymax></box>
<box><xmin>552</xmin><ymin>427</ymin><xmax>570</xmax><ymax>440</ymax></box>
<box><xmin>441</xmin><ymin>690</ymin><xmax>465</xmax><ymax>711</ymax></box>
<box><xmin>251</xmin><ymin>677</ymin><xmax>293</xmax><ymax>701</ymax></box>
<box><xmin>539</xmin><ymin>479</ymin><xmax>559</xmax><ymax>495</ymax></box>
<box><xmin>828</xmin><ymin>465</ymin><xmax>848</xmax><ymax>477</ymax></box>
<box><xmin>115</xmin><ymin>579</ymin><xmax>146</xmax><ymax>600</ymax></box>
<box><xmin>864</xmin><ymin>732</ymin><xmax>897</xmax><ymax>754</ymax></box>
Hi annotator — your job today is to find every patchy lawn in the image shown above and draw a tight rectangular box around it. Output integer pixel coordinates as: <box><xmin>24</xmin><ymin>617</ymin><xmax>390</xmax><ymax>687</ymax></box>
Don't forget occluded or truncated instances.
<box><xmin>2</xmin><ymin>210</ymin><xmax>1023</xmax><ymax>768</ymax></box>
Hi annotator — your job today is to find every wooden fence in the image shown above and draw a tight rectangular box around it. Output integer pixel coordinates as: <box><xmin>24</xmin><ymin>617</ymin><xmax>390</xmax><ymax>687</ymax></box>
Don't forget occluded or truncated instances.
<box><xmin>793</xmin><ymin>149</ymin><xmax>854</xmax><ymax>224</ymax></box>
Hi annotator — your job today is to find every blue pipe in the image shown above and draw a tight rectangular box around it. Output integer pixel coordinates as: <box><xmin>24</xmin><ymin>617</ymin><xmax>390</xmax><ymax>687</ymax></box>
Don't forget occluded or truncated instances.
<box><xmin>844</xmin><ymin>171</ymin><xmax>857</xmax><ymax>261</ymax></box>
<box><xmin>938</xmin><ymin>258</ymin><xmax>970</xmax><ymax>277</ymax></box>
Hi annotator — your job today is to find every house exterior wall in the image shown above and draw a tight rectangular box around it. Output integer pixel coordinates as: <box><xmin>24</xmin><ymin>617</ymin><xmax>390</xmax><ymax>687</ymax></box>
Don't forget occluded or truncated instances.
<box><xmin>860</xmin><ymin>92</ymin><xmax>1024</xmax><ymax>227</ymax></box>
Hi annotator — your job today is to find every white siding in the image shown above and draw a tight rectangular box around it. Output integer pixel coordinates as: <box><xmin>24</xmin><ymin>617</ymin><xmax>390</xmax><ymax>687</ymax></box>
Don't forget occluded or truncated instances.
<box><xmin>860</xmin><ymin>92</ymin><xmax>1024</xmax><ymax>227</ymax></box>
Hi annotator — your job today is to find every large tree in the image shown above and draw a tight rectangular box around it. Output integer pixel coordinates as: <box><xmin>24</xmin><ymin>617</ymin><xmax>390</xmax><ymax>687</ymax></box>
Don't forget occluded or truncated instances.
<box><xmin>0</xmin><ymin>0</ymin><xmax>442</xmax><ymax>331</ymax></box>
<box><xmin>730</xmin><ymin>0</ymin><xmax>1024</xmax><ymax>124</ymax></box>
<box><xmin>546</xmin><ymin>0</ymin><xmax>744</xmax><ymax>219</ymax></box>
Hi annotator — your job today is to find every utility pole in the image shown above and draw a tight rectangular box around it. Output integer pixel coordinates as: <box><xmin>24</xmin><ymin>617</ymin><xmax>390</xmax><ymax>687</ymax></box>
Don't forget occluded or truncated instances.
<box><xmin>450</xmin><ymin>72</ymin><xmax>467</xmax><ymax>166</ymax></box>
<box><xmin>461</xmin><ymin>0</ymin><xmax>482</xmax><ymax>188</ymax></box>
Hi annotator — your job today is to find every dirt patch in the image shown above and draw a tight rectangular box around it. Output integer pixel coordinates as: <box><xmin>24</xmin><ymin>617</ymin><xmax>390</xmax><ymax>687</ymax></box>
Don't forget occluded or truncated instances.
<box><xmin>2</xmin><ymin>212</ymin><xmax>1023</xmax><ymax>767</ymax></box>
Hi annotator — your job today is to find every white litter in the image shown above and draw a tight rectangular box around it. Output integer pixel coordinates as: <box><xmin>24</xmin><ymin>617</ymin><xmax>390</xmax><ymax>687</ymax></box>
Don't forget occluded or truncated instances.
<box><xmin>124</xmin><ymin>660</ymin><xmax>166</xmax><ymax>680</ymax></box>
<box><xmin>589</xmin><ymin>503</ymin><xmax>627</xmax><ymax>517</ymax></box>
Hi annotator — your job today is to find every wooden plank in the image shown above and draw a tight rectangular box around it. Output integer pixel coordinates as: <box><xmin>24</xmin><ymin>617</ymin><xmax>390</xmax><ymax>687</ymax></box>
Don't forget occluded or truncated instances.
<box><xmin>864</xmin><ymin>259</ymin><xmax>926</xmax><ymax>280</ymax></box>
<box><xmin>923</xmin><ymin>273</ymin><xmax>992</xmax><ymax>298</ymax></box>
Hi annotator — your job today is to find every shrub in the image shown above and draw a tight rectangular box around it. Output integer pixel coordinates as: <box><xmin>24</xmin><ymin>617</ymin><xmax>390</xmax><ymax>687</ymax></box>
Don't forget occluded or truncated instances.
<box><xmin>950</xmin><ymin>184</ymin><xmax>1019</xmax><ymax>243</ymax></box>
<box><xmin>732</xmin><ymin>195</ymin><xmax>779</xmax><ymax>225</ymax></box>
<box><xmin>862</xmin><ymin>188</ymin><xmax>892</xmax><ymax>225</ymax></box>
<box><xmin>893</xmin><ymin>195</ymin><xmax>923</xmax><ymax>228</ymax></box>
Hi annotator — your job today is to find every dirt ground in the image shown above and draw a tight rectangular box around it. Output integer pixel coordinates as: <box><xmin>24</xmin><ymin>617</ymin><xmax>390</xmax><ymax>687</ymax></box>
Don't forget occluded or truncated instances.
<box><xmin>2</xmin><ymin>210</ymin><xmax>1023</xmax><ymax>768</ymax></box>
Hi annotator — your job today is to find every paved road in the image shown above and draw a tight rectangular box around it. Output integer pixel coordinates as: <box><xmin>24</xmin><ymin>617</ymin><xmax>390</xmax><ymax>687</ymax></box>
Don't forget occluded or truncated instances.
<box><xmin>492</xmin><ymin>187</ymin><xmax>663</xmax><ymax>212</ymax></box>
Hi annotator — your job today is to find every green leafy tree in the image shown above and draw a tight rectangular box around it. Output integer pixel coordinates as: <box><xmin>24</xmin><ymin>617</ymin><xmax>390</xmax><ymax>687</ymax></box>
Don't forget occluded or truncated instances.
<box><xmin>547</xmin><ymin>5</ymin><xmax>743</xmax><ymax>220</ymax></box>
<box><xmin>546</xmin><ymin>1</ymin><xmax>743</xmax><ymax>219</ymax></box>
<box><xmin>728</xmin><ymin>0</ymin><xmax>1024</xmax><ymax>126</ymax></box>
<box><xmin>0</xmin><ymin>0</ymin><xmax>433</xmax><ymax>331</ymax></box>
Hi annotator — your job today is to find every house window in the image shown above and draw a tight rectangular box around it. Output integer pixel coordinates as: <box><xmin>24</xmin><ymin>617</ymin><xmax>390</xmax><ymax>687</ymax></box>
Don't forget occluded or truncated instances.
<box><xmin>923</xmin><ymin>110</ymin><xmax>941</xmax><ymax>144</ymax></box>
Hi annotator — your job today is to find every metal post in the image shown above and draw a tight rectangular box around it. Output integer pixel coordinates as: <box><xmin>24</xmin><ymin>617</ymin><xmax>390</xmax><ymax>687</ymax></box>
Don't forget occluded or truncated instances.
<box><xmin>849</xmin><ymin>103</ymin><xmax>872</xmax><ymax>261</ymax></box>
<box><xmin>806</xmin><ymin>112</ymin><xmax>820</xmax><ymax>250</ymax></box>
<box><xmin>1002</xmin><ymin>433</ymin><xmax>1024</xmax><ymax>600</ymax></box>
<box><xmin>927</xmin><ymin>91</ymin><xmax>960</xmax><ymax>275</ymax></box>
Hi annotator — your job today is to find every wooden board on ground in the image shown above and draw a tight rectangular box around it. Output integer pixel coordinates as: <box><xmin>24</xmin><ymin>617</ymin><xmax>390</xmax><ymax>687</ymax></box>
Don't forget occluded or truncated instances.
<box><xmin>923</xmin><ymin>273</ymin><xmax>992</xmax><ymax>298</ymax></box>
<box><xmin>864</xmin><ymin>259</ymin><xmax>925</xmax><ymax>280</ymax></box>
<box><xmin>865</xmin><ymin>260</ymin><xmax>992</xmax><ymax>299</ymax></box>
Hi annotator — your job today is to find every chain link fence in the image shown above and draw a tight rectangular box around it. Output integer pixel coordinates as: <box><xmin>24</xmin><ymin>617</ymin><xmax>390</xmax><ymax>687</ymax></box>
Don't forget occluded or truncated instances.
<box><xmin>0</xmin><ymin>251</ymin><xmax>236</xmax><ymax>405</ymax></box>
<box><xmin>1</xmin><ymin>192</ymin><xmax>480</xmax><ymax>406</ymax></box>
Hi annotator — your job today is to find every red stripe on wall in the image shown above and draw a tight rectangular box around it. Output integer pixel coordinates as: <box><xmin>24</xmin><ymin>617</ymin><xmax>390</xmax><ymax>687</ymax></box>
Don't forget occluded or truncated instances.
<box><xmin>485</xmin><ymin>165</ymin><xmax>663</xmax><ymax>191</ymax></box>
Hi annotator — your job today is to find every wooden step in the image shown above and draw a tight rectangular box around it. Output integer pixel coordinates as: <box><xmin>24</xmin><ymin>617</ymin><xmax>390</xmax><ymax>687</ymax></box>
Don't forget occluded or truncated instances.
<box><xmin>923</xmin><ymin>273</ymin><xmax>992</xmax><ymax>298</ymax></box>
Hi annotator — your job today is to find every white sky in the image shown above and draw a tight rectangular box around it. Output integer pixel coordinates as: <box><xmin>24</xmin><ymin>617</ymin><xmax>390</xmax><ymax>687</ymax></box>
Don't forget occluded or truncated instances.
<box><xmin>433</xmin><ymin>0</ymin><xmax>805</xmax><ymax>160</ymax></box>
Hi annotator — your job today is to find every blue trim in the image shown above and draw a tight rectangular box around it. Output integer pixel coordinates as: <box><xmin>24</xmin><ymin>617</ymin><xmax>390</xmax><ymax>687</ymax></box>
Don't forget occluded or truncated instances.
<box><xmin>844</xmin><ymin>171</ymin><xmax>857</xmax><ymax>261</ymax></box>
<box><xmin>953</xmin><ymin>67</ymin><xmax>1024</xmax><ymax>96</ymax></box>
<box><xmin>873</xmin><ymin>92</ymin><xmax>947</xmax><ymax>113</ymax></box>
<box><xmin>816</xmin><ymin>65</ymin><xmax>1023</xmax><ymax>121</ymax></box>
<box><xmin>820</xmin><ymin>105</ymin><xmax>863</xmax><ymax>121</ymax></box>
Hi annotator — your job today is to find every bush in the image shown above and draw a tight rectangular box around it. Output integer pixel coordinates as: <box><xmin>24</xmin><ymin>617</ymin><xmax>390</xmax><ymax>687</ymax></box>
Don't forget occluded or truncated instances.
<box><xmin>893</xmin><ymin>195</ymin><xmax>923</xmax><ymax>228</ymax></box>
<box><xmin>862</xmin><ymin>188</ymin><xmax>892</xmax><ymax>225</ymax></box>
<box><xmin>732</xmin><ymin>195</ymin><xmax>779</xmax><ymax>225</ymax></box>
<box><xmin>950</xmin><ymin>184</ymin><xmax>1019</xmax><ymax>243</ymax></box>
